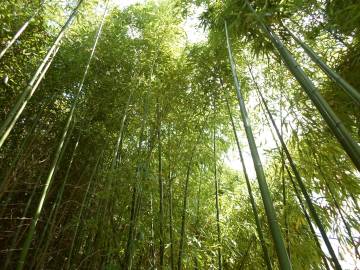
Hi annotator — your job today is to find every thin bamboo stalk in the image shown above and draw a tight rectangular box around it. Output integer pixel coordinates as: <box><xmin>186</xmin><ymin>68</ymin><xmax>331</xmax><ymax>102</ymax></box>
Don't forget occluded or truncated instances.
<box><xmin>213</xmin><ymin>116</ymin><xmax>222</xmax><ymax>270</ymax></box>
<box><xmin>157</xmin><ymin>103</ymin><xmax>164</xmax><ymax>269</ymax></box>
<box><xmin>0</xmin><ymin>0</ymin><xmax>84</xmax><ymax>148</ymax></box>
<box><xmin>67</xmin><ymin>152</ymin><xmax>102</xmax><ymax>269</ymax></box>
<box><xmin>225</xmin><ymin>21</ymin><xmax>292</xmax><ymax>270</ymax></box>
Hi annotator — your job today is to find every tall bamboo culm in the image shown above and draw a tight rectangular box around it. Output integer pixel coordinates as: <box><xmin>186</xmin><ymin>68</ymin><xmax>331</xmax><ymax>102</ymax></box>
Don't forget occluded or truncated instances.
<box><xmin>224</xmin><ymin>96</ymin><xmax>272</xmax><ymax>270</ymax></box>
<box><xmin>225</xmin><ymin>21</ymin><xmax>292</xmax><ymax>270</ymax></box>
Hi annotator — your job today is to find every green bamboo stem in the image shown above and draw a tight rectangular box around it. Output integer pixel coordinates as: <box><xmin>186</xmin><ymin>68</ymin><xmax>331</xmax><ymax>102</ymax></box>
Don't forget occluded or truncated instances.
<box><xmin>177</xmin><ymin>123</ymin><xmax>207</xmax><ymax>270</ymax></box>
<box><xmin>285</xmin><ymin>167</ymin><xmax>331</xmax><ymax>270</ymax></box>
<box><xmin>243</xmin><ymin>0</ymin><xmax>360</xmax><ymax>172</ymax></box>
<box><xmin>225</xmin><ymin>21</ymin><xmax>292</xmax><ymax>270</ymax></box>
<box><xmin>168</xmin><ymin>162</ymin><xmax>175</xmax><ymax>270</ymax></box>
<box><xmin>224</xmin><ymin>97</ymin><xmax>272</xmax><ymax>270</ymax></box>
<box><xmin>194</xmin><ymin>165</ymin><xmax>203</xmax><ymax>270</ymax></box>
<box><xmin>157</xmin><ymin>103</ymin><xmax>164</xmax><ymax>269</ymax></box>
<box><xmin>0</xmin><ymin>0</ymin><xmax>84</xmax><ymax>148</ymax></box>
<box><xmin>284</xmin><ymin>24</ymin><xmax>360</xmax><ymax>105</ymax></box>
<box><xmin>213</xmin><ymin>122</ymin><xmax>223</xmax><ymax>270</ymax></box>
<box><xmin>252</xmin><ymin>86</ymin><xmax>331</xmax><ymax>270</ymax></box>
<box><xmin>178</xmin><ymin>147</ymin><xmax>196</xmax><ymax>270</ymax></box>
<box><xmin>248</xmin><ymin>66</ymin><xmax>342</xmax><ymax>270</ymax></box>
<box><xmin>0</xmin><ymin>93</ymin><xmax>57</xmax><ymax>197</ymax></box>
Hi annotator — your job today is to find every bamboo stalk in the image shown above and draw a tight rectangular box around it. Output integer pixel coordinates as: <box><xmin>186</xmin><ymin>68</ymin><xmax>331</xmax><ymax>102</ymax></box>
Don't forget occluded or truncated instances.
<box><xmin>284</xmin><ymin>24</ymin><xmax>360</xmax><ymax>105</ymax></box>
<box><xmin>0</xmin><ymin>0</ymin><xmax>84</xmax><ymax>148</ymax></box>
<box><xmin>248</xmin><ymin>65</ymin><xmax>342</xmax><ymax>270</ymax></box>
<box><xmin>225</xmin><ymin>21</ymin><xmax>292</xmax><ymax>270</ymax></box>
<box><xmin>15</xmin><ymin>4</ymin><xmax>108</xmax><ymax>268</ymax></box>
<box><xmin>224</xmin><ymin>96</ymin><xmax>272</xmax><ymax>270</ymax></box>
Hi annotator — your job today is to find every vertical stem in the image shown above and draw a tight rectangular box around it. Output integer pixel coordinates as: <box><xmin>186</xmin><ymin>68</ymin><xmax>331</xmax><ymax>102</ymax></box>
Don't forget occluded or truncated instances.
<box><xmin>157</xmin><ymin>104</ymin><xmax>164</xmax><ymax>269</ymax></box>
<box><xmin>224</xmin><ymin>97</ymin><xmax>272</xmax><ymax>270</ymax></box>
<box><xmin>213</xmin><ymin>118</ymin><xmax>222</xmax><ymax>270</ymax></box>
<box><xmin>168</xmin><ymin>165</ymin><xmax>175</xmax><ymax>270</ymax></box>
<box><xmin>225</xmin><ymin>21</ymin><xmax>292</xmax><ymax>270</ymax></box>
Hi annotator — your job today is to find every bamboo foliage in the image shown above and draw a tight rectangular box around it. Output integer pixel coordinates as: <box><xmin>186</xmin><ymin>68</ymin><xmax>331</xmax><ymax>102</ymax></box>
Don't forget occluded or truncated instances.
<box><xmin>0</xmin><ymin>0</ymin><xmax>48</xmax><ymax>60</ymax></box>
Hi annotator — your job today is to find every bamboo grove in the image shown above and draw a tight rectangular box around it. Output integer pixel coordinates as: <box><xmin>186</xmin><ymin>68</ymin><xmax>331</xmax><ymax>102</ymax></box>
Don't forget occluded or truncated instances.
<box><xmin>0</xmin><ymin>0</ymin><xmax>359</xmax><ymax>269</ymax></box>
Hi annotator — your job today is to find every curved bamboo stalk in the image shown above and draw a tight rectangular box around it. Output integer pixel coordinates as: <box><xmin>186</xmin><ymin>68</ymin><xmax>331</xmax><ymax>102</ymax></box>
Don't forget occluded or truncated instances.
<box><xmin>225</xmin><ymin>21</ymin><xmax>292</xmax><ymax>270</ymax></box>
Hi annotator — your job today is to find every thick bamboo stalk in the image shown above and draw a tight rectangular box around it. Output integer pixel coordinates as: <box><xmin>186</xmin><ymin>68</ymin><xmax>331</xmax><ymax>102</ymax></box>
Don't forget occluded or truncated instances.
<box><xmin>225</xmin><ymin>21</ymin><xmax>292</xmax><ymax>270</ymax></box>
<box><xmin>243</xmin><ymin>0</ymin><xmax>360</xmax><ymax>171</ymax></box>
<box><xmin>284</xmin><ymin>25</ymin><xmax>360</xmax><ymax>105</ymax></box>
